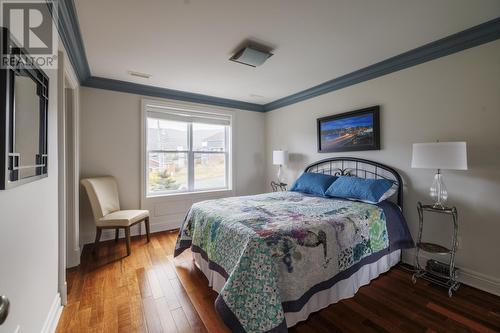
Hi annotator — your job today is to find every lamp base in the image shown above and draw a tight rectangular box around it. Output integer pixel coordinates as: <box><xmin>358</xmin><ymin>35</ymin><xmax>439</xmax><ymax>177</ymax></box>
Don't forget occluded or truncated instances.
<box><xmin>432</xmin><ymin>202</ymin><xmax>447</xmax><ymax>210</ymax></box>
<box><xmin>430</xmin><ymin>171</ymin><xmax>448</xmax><ymax>209</ymax></box>
<box><xmin>277</xmin><ymin>165</ymin><xmax>285</xmax><ymax>183</ymax></box>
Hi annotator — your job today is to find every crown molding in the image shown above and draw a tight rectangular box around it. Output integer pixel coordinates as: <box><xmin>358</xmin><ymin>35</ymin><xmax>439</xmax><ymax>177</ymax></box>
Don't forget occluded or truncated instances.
<box><xmin>51</xmin><ymin>1</ymin><xmax>500</xmax><ymax>113</ymax></box>
<box><xmin>264</xmin><ymin>17</ymin><xmax>500</xmax><ymax>111</ymax></box>
<box><xmin>82</xmin><ymin>76</ymin><xmax>265</xmax><ymax>112</ymax></box>
<box><xmin>50</xmin><ymin>0</ymin><xmax>91</xmax><ymax>82</ymax></box>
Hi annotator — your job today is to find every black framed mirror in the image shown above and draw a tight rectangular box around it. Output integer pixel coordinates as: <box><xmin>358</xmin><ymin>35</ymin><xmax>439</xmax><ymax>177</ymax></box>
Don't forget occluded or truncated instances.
<box><xmin>0</xmin><ymin>27</ymin><xmax>49</xmax><ymax>190</ymax></box>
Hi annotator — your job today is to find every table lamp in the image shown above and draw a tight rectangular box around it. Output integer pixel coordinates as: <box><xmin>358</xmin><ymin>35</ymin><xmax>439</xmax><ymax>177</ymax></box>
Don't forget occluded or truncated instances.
<box><xmin>273</xmin><ymin>150</ymin><xmax>289</xmax><ymax>184</ymax></box>
<box><xmin>411</xmin><ymin>141</ymin><xmax>467</xmax><ymax>209</ymax></box>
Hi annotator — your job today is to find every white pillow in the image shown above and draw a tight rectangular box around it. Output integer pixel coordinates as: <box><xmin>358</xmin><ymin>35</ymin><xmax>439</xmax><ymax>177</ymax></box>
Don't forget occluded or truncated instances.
<box><xmin>378</xmin><ymin>183</ymin><xmax>398</xmax><ymax>202</ymax></box>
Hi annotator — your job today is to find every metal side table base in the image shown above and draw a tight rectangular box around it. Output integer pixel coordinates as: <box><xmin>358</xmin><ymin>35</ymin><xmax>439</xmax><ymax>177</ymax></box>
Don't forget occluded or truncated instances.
<box><xmin>412</xmin><ymin>202</ymin><xmax>460</xmax><ymax>297</ymax></box>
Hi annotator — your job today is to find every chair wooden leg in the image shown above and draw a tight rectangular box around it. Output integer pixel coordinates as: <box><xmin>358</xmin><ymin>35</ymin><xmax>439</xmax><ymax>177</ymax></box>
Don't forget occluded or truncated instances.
<box><xmin>125</xmin><ymin>227</ymin><xmax>131</xmax><ymax>256</ymax></box>
<box><xmin>145</xmin><ymin>217</ymin><xmax>150</xmax><ymax>242</ymax></box>
<box><xmin>115</xmin><ymin>228</ymin><xmax>119</xmax><ymax>242</ymax></box>
<box><xmin>93</xmin><ymin>227</ymin><xmax>102</xmax><ymax>256</ymax></box>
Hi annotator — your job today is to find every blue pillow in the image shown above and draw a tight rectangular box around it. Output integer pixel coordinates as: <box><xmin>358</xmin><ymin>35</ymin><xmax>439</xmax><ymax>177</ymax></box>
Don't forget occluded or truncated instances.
<box><xmin>290</xmin><ymin>172</ymin><xmax>338</xmax><ymax>197</ymax></box>
<box><xmin>325</xmin><ymin>176</ymin><xmax>395</xmax><ymax>203</ymax></box>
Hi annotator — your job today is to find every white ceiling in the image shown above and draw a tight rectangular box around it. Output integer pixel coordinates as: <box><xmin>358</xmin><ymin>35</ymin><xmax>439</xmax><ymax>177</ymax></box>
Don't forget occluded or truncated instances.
<box><xmin>74</xmin><ymin>0</ymin><xmax>500</xmax><ymax>104</ymax></box>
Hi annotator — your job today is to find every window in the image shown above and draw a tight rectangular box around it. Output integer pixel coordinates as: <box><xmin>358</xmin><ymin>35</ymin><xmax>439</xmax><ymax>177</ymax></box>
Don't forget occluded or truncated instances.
<box><xmin>144</xmin><ymin>103</ymin><xmax>231</xmax><ymax>196</ymax></box>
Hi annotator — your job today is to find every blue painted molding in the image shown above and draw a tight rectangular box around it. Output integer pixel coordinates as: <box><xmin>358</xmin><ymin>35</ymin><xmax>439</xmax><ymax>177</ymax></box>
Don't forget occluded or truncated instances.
<box><xmin>52</xmin><ymin>1</ymin><xmax>500</xmax><ymax>113</ymax></box>
<box><xmin>50</xmin><ymin>0</ymin><xmax>91</xmax><ymax>82</ymax></box>
<box><xmin>82</xmin><ymin>76</ymin><xmax>265</xmax><ymax>112</ymax></box>
<box><xmin>264</xmin><ymin>17</ymin><xmax>500</xmax><ymax>111</ymax></box>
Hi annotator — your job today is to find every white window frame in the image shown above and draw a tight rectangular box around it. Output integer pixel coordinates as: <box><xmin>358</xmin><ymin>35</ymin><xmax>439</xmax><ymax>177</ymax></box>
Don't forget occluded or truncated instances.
<box><xmin>141</xmin><ymin>98</ymin><xmax>234</xmax><ymax>199</ymax></box>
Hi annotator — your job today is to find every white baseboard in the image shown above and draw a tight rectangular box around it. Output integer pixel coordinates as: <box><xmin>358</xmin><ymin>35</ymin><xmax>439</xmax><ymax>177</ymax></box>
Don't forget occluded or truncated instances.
<box><xmin>402</xmin><ymin>251</ymin><xmax>500</xmax><ymax>296</ymax></box>
<box><xmin>80</xmin><ymin>219</ymin><xmax>180</xmax><ymax>245</ymax></box>
<box><xmin>40</xmin><ymin>293</ymin><xmax>63</xmax><ymax>333</ymax></box>
<box><xmin>59</xmin><ymin>282</ymin><xmax>68</xmax><ymax>306</ymax></box>
<box><xmin>66</xmin><ymin>247</ymin><xmax>81</xmax><ymax>268</ymax></box>
<box><xmin>458</xmin><ymin>266</ymin><xmax>500</xmax><ymax>296</ymax></box>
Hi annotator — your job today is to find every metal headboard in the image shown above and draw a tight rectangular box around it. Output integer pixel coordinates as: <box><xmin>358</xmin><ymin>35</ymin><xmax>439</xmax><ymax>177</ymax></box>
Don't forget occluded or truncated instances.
<box><xmin>304</xmin><ymin>157</ymin><xmax>403</xmax><ymax>209</ymax></box>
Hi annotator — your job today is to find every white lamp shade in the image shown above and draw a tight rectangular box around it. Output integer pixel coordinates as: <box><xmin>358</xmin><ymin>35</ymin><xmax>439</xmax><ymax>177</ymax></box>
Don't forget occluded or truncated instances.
<box><xmin>273</xmin><ymin>150</ymin><xmax>289</xmax><ymax>166</ymax></box>
<box><xmin>411</xmin><ymin>142</ymin><xmax>468</xmax><ymax>170</ymax></box>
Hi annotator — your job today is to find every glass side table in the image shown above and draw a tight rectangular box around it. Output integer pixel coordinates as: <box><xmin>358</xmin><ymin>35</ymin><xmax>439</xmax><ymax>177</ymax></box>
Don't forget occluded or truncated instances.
<box><xmin>411</xmin><ymin>201</ymin><xmax>460</xmax><ymax>297</ymax></box>
<box><xmin>271</xmin><ymin>181</ymin><xmax>287</xmax><ymax>192</ymax></box>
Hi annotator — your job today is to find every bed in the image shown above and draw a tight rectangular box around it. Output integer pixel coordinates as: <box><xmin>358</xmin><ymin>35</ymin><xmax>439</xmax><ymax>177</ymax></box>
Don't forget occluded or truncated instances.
<box><xmin>174</xmin><ymin>157</ymin><xmax>414</xmax><ymax>333</ymax></box>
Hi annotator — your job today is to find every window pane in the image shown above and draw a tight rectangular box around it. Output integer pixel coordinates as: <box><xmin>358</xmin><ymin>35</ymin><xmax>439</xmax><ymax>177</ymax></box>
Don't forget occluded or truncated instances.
<box><xmin>147</xmin><ymin>118</ymin><xmax>188</xmax><ymax>151</ymax></box>
<box><xmin>148</xmin><ymin>152</ymin><xmax>188</xmax><ymax>193</ymax></box>
<box><xmin>193</xmin><ymin>123</ymin><xmax>226</xmax><ymax>151</ymax></box>
<box><xmin>194</xmin><ymin>153</ymin><xmax>226</xmax><ymax>190</ymax></box>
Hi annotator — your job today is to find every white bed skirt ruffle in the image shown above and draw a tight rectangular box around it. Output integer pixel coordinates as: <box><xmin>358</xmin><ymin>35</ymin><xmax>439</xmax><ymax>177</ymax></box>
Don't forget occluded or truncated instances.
<box><xmin>192</xmin><ymin>249</ymin><xmax>401</xmax><ymax>328</ymax></box>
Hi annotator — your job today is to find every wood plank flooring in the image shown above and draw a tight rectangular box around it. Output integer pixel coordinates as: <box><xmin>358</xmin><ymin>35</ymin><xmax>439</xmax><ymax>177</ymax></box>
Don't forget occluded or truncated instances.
<box><xmin>56</xmin><ymin>230</ymin><xmax>500</xmax><ymax>333</ymax></box>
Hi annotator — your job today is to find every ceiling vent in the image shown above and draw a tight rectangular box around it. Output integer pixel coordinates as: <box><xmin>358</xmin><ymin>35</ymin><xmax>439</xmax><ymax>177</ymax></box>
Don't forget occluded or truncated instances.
<box><xmin>128</xmin><ymin>70</ymin><xmax>151</xmax><ymax>79</ymax></box>
<box><xmin>230</xmin><ymin>44</ymin><xmax>273</xmax><ymax>67</ymax></box>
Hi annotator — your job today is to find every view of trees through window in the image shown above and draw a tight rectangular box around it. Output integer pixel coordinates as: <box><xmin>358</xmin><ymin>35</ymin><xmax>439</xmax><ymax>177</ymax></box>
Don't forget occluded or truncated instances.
<box><xmin>147</xmin><ymin>117</ymin><xmax>227</xmax><ymax>194</ymax></box>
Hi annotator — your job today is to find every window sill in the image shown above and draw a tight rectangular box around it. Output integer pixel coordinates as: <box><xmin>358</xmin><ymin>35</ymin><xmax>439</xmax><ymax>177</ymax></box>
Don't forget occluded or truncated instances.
<box><xmin>145</xmin><ymin>188</ymin><xmax>233</xmax><ymax>199</ymax></box>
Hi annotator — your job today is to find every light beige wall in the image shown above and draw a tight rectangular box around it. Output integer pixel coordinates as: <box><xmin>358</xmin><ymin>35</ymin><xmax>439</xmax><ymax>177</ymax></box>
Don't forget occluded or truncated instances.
<box><xmin>79</xmin><ymin>87</ymin><xmax>267</xmax><ymax>243</ymax></box>
<box><xmin>0</xmin><ymin>68</ymin><xmax>59</xmax><ymax>332</ymax></box>
<box><xmin>265</xmin><ymin>40</ymin><xmax>500</xmax><ymax>290</ymax></box>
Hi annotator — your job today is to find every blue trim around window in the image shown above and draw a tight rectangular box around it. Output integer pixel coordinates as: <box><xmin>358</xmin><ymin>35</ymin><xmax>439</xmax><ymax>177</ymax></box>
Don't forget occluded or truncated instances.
<box><xmin>52</xmin><ymin>0</ymin><xmax>500</xmax><ymax>113</ymax></box>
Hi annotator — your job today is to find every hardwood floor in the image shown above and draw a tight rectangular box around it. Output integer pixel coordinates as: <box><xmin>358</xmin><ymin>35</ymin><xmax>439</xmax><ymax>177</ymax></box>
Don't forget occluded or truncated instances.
<box><xmin>56</xmin><ymin>230</ymin><xmax>500</xmax><ymax>333</ymax></box>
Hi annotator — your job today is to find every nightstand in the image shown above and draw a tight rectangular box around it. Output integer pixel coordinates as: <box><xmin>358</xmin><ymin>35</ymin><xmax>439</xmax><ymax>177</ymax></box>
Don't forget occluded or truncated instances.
<box><xmin>411</xmin><ymin>202</ymin><xmax>460</xmax><ymax>297</ymax></box>
<box><xmin>271</xmin><ymin>181</ymin><xmax>287</xmax><ymax>192</ymax></box>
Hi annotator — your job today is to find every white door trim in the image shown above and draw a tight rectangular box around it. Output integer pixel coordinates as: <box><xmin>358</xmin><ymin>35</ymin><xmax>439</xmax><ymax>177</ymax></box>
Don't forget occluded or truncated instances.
<box><xmin>63</xmin><ymin>55</ymin><xmax>80</xmax><ymax>268</ymax></box>
<box><xmin>57</xmin><ymin>48</ymin><xmax>80</xmax><ymax>309</ymax></box>
<box><xmin>57</xmin><ymin>51</ymin><xmax>67</xmax><ymax>306</ymax></box>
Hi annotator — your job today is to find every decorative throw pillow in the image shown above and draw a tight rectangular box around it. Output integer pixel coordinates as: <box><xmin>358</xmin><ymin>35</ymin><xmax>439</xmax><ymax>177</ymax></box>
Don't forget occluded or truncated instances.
<box><xmin>325</xmin><ymin>176</ymin><xmax>395</xmax><ymax>203</ymax></box>
<box><xmin>290</xmin><ymin>172</ymin><xmax>338</xmax><ymax>197</ymax></box>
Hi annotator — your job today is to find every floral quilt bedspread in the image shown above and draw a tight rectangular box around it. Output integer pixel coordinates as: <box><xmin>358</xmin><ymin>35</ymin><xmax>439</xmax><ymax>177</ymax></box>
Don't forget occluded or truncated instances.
<box><xmin>174</xmin><ymin>191</ymin><xmax>393</xmax><ymax>333</ymax></box>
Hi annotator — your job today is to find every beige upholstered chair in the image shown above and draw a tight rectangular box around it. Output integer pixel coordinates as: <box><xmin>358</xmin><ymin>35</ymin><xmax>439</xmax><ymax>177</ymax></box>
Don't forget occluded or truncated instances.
<box><xmin>81</xmin><ymin>176</ymin><xmax>150</xmax><ymax>256</ymax></box>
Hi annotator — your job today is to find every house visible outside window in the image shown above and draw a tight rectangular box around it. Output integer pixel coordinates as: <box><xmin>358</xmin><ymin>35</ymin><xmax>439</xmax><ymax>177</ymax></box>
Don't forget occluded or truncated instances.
<box><xmin>143</xmin><ymin>102</ymin><xmax>232</xmax><ymax>196</ymax></box>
